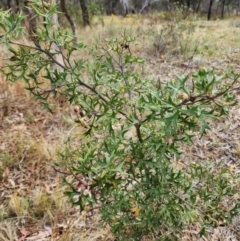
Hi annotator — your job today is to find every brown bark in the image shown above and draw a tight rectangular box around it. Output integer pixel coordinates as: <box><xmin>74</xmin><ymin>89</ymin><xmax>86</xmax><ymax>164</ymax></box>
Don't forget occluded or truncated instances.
<box><xmin>49</xmin><ymin>0</ymin><xmax>65</xmax><ymax>73</ymax></box>
<box><xmin>60</xmin><ymin>0</ymin><xmax>78</xmax><ymax>46</ymax></box>
<box><xmin>221</xmin><ymin>0</ymin><xmax>226</xmax><ymax>18</ymax></box>
<box><xmin>208</xmin><ymin>0</ymin><xmax>214</xmax><ymax>20</ymax></box>
<box><xmin>24</xmin><ymin>1</ymin><xmax>37</xmax><ymax>39</ymax></box>
<box><xmin>79</xmin><ymin>0</ymin><xmax>90</xmax><ymax>27</ymax></box>
<box><xmin>139</xmin><ymin>0</ymin><xmax>152</xmax><ymax>13</ymax></box>
<box><xmin>196</xmin><ymin>0</ymin><xmax>202</xmax><ymax>13</ymax></box>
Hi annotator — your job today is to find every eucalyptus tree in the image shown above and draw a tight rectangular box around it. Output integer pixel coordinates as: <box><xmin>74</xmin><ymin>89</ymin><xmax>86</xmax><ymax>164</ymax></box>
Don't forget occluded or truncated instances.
<box><xmin>60</xmin><ymin>0</ymin><xmax>77</xmax><ymax>44</ymax></box>
<box><xmin>119</xmin><ymin>0</ymin><xmax>153</xmax><ymax>14</ymax></box>
<box><xmin>79</xmin><ymin>0</ymin><xmax>90</xmax><ymax>26</ymax></box>
<box><xmin>120</xmin><ymin>0</ymin><xmax>130</xmax><ymax>15</ymax></box>
<box><xmin>208</xmin><ymin>0</ymin><xmax>214</xmax><ymax>20</ymax></box>
<box><xmin>139</xmin><ymin>0</ymin><xmax>152</xmax><ymax>13</ymax></box>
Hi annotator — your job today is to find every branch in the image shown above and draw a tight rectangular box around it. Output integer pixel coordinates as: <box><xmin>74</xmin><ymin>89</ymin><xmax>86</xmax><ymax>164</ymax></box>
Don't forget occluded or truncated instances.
<box><xmin>8</xmin><ymin>39</ymin><xmax>134</xmax><ymax>129</ymax></box>
<box><xmin>60</xmin><ymin>0</ymin><xmax>78</xmax><ymax>46</ymax></box>
<box><xmin>9</xmin><ymin>40</ymin><xmax>67</xmax><ymax>71</ymax></box>
<box><xmin>135</xmin><ymin>123</ymin><xmax>143</xmax><ymax>143</ymax></box>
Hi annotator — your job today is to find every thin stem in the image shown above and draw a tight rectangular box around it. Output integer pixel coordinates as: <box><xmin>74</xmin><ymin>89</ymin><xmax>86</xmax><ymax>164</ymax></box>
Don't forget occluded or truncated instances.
<box><xmin>9</xmin><ymin>40</ymin><xmax>67</xmax><ymax>71</ymax></box>
<box><xmin>8</xmin><ymin>39</ymin><xmax>139</xmax><ymax>136</ymax></box>
<box><xmin>135</xmin><ymin>123</ymin><xmax>143</xmax><ymax>143</ymax></box>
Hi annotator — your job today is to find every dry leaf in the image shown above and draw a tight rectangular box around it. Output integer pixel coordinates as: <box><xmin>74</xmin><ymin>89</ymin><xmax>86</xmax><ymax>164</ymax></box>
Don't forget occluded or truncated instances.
<box><xmin>130</xmin><ymin>206</ymin><xmax>141</xmax><ymax>218</ymax></box>
<box><xmin>44</xmin><ymin>183</ymin><xmax>53</xmax><ymax>194</ymax></box>
<box><xmin>25</xmin><ymin>226</ymin><xmax>52</xmax><ymax>240</ymax></box>
<box><xmin>8</xmin><ymin>179</ymin><xmax>16</xmax><ymax>187</ymax></box>
<box><xmin>12</xmin><ymin>123</ymin><xmax>27</xmax><ymax>132</ymax></box>
<box><xmin>18</xmin><ymin>227</ymin><xmax>31</xmax><ymax>241</ymax></box>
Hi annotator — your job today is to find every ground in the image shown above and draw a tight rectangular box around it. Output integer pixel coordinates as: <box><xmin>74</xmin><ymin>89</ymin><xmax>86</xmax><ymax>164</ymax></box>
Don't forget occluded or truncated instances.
<box><xmin>1</xmin><ymin>14</ymin><xmax>240</xmax><ymax>240</ymax></box>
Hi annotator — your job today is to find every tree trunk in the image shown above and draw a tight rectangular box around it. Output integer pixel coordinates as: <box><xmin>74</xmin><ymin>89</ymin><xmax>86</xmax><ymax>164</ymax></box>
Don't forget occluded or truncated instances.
<box><xmin>24</xmin><ymin>1</ymin><xmax>37</xmax><ymax>39</ymax></box>
<box><xmin>79</xmin><ymin>0</ymin><xmax>90</xmax><ymax>27</ymax></box>
<box><xmin>139</xmin><ymin>0</ymin><xmax>152</xmax><ymax>13</ymax></box>
<box><xmin>196</xmin><ymin>0</ymin><xmax>203</xmax><ymax>13</ymax></box>
<box><xmin>60</xmin><ymin>0</ymin><xmax>78</xmax><ymax>46</ymax></box>
<box><xmin>49</xmin><ymin>0</ymin><xmax>65</xmax><ymax>73</ymax></box>
<box><xmin>221</xmin><ymin>0</ymin><xmax>226</xmax><ymax>18</ymax></box>
<box><xmin>120</xmin><ymin>0</ymin><xmax>129</xmax><ymax>16</ymax></box>
<box><xmin>208</xmin><ymin>0</ymin><xmax>214</xmax><ymax>20</ymax></box>
<box><xmin>192</xmin><ymin>0</ymin><xmax>196</xmax><ymax>12</ymax></box>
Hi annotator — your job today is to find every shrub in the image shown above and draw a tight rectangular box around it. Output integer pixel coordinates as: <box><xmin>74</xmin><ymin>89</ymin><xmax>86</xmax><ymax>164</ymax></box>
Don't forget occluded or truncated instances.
<box><xmin>154</xmin><ymin>6</ymin><xmax>198</xmax><ymax>58</ymax></box>
<box><xmin>0</xmin><ymin>1</ymin><xmax>240</xmax><ymax>240</ymax></box>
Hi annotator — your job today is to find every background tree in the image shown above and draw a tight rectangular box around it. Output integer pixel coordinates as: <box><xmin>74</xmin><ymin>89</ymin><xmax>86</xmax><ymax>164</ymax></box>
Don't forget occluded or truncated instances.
<box><xmin>24</xmin><ymin>0</ymin><xmax>37</xmax><ymax>38</ymax></box>
<box><xmin>195</xmin><ymin>0</ymin><xmax>203</xmax><ymax>13</ymax></box>
<box><xmin>79</xmin><ymin>0</ymin><xmax>90</xmax><ymax>26</ymax></box>
<box><xmin>221</xmin><ymin>0</ymin><xmax>226</xmax><ymax>18</ymax></box>
<box><xmin>57</xmin><ymin>0</ymin><xmax>240</xmax><ymax>20</ymax></box>
<box><xmin>60</xmin><ymin>0</ymin><xmax>77</xmax><ymax>45</ymax></box>
<box><xmin>208</xmin><ymin>0</ymin><xmax>214</xmax><ymax>20</ymax></box>
<box><xmin>139</xmin><ymin>0</ymin><xmax>152</xmax><ymax>13</ymax></box>
<box><xmin>104</xmin><ymin>0</ymin><xmax>119</xmax><ymax>15</ymax></box>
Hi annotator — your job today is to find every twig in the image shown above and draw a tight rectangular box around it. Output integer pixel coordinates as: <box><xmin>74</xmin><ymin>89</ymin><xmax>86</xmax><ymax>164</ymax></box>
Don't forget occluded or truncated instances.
<box><xmin>9</xmin><ymin>40</ymin><xmax>67</xmax><ymax>71</ymax></box>
<box><xmin>51</xmin><ymin>164</ymin><xmax>88</xmax><ymax>188</ymax></box>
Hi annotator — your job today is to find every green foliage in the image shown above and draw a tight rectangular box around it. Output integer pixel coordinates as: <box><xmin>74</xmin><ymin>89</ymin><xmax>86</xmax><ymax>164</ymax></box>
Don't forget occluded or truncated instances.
<box><xmin>154</xmin><ymin>20</ymin><xmax>196</xmax><ymax>57</ymax></box>
<box><xmin>88</xmin><ymin>1</ymin><xmax>105</xmax><ymax>26</ymax></box>
<box><xmin>1</xmin><ymin>1</ymin><xmax>240</xmax><ymax>240</ymax></box>
<box><xmin>88</xmin><ymin>1</ymin><xmax>103</xmax><ymax>16</ymax></box>
<box><xmin>154</xmin><ymin>6</ymin><xmax>198</xmax><ymax>58</ymax></box>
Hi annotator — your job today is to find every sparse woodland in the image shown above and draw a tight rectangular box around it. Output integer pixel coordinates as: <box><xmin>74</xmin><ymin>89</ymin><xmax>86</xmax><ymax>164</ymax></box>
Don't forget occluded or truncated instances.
<box><xmin>1</xmin><ymin>0</ymin><xmax>240</xmax><ymax>240</ymax></box>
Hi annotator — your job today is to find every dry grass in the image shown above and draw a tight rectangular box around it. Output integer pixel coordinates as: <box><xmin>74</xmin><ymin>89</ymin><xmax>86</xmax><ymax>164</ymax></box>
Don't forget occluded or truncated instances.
<box><xmin>1</xmin><ymin>13</ymin><xmax>240</xmax><ymax>240</ymax></box>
